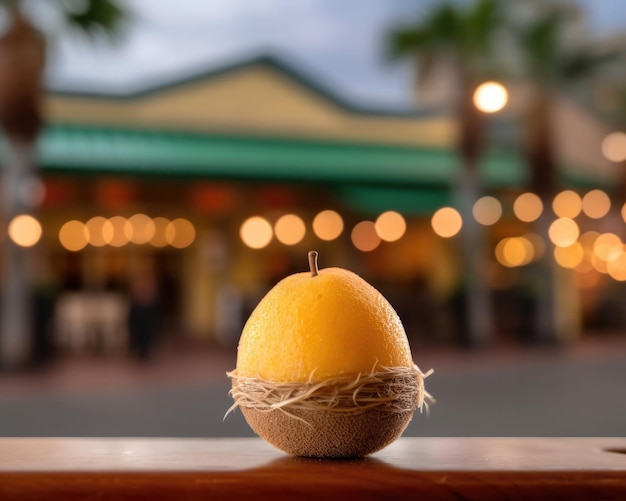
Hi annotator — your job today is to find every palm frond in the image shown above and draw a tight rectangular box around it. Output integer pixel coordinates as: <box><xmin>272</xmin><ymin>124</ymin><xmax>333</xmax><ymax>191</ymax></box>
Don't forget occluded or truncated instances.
<box><xmin>560</xmin><ymin>48</ymin><xmax>622</xmax><ymax>81</ymax></box>
<box><xmin>427</xmin><ymin>3</ymin><xmax>461</xmax><ymax>45</ymax></box>
<box><xmin>63</xmin><ymin>0</ymin><xmax>126</xmax><ymax>40</ymax></box>
<box><xmin>387</xmin><ymin>3</ymin><xmax>463</xmax><ymax>60</ymax></box>
<box><xmin>387</xmin><ymin>26</ymin><xmax>430</xmax><ymax>60</ymax></box>
<box><xmin>518</xmin><ymin>8</ymin><xmax>566</xmax><ymax>79</ymax></box>
<box><xmin>465</xmin><ymin>0</ymin><xmax>501</xmax><ymax>50</ymax></box>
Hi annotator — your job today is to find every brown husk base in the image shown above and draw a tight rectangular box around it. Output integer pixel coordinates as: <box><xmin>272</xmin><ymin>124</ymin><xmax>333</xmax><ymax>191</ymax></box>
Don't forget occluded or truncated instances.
<box><xmin>241</xmin><ymin>406</ymin><xmax>413</xmax><ymax>458</ymax></box>
<box><xmin>227</xmin><ymin>365</ymin><xmax>432</xmax><ymax>458</ymax></box>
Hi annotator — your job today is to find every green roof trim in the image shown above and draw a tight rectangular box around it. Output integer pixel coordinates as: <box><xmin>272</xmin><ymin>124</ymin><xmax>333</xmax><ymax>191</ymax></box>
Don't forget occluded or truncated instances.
<box><xmin>339</xmin><ymin>186</ymin><xmax>450</xmax><ymax>216</ymax></box>
<box><xmin>31</xmin><ymin>124</ymin><xmax>531</xmax><ymax>189</ymax></box>
<box><xmin>0</xmin><ymin>123</ymin><xmax>597</xmax><ymax>192</ymax></box>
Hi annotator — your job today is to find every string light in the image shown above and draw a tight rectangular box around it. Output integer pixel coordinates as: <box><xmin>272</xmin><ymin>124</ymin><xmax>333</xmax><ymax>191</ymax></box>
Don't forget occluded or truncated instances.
<box><xmin>274</xmin><ymin>214</ymin><xmax>306</xmax><ymax>245</ymax></box>
<box><xmin>601</xmin><ymin>132</ymin><xmax>626</xmax><ymax>163</ymax></box>
<box><xmin>513</xmin><ymin>193</ymin><xmax>543</xmax><ymax>222</ymax></box>
<box><xmin>351</xmin><ymin>221</ymin><xmax>380</xmax><ymax>252</ymax></box>
<box><xmin>431</xmin><ymin>207</ymin><xmax>462</xmax><ymax>238</ymax></box>
<box><xmin>375</xmin><ymin>211</ymin><xmax>406</xmax><ymax>242</ymax></box>
<box><xmin>240</xmin><ymin>216</ymin><xmax>273</xmax><ymax>249</ymax></box>
<box><xmin>313</xmin><ymin>210</ymin><xmax>343</xmax><ymax>241</ymax></box>
<box><xmin>473</xmin><ymin>81</ymin><xmax>508</xmax><ymax>113</ymax></box>
<box><xmin>552</xmin><ymin>190</ymin><xmax>582</xmax><ymax>219</ymax></box>
<box><xmin>548</xmin><ymin>218</ymin><xmax>579</xmax><ymax>247</ymax></box>
<box><xmin>59</xmin><ymin>220</ymin><xmax>89</xmax><ymax>251</ymax></box>
<box><xmin>8</xmin><ymin>215</ymin><xmax>42</xmax><ymax>247</ymax></box>
<box><xmin>582</xmin><ymin>190</ymin><xmax>610</xmax><ymax>219</ymax></box>
<box><xmin>472</xmin><ymin>196</ymin><xmax>502</xmax><ymax>226</ymax></box>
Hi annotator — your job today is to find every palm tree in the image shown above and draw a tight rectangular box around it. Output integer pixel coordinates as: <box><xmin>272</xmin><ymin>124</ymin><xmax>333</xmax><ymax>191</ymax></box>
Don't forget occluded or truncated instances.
<box><xmin>513</xmin><ymin>3</ymin><xmax>617</xmax><ymax>344</ymax></box>
<box><xmin>0</xmin><ymin>0</ymin><xmax>125</xmax><ymax>368</ymax></box>
<box><xmin>388</xmin><ymin>0</ymin><xmax>503</xmax><ymax>347</ymax></box>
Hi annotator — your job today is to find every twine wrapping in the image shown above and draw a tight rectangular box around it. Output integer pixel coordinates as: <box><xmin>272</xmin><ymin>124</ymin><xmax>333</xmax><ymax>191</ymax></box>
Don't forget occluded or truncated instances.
<box><xmin>226</xmin><ymin>365</ymin><xmax>433</xmax><ymax>422</ymax></box>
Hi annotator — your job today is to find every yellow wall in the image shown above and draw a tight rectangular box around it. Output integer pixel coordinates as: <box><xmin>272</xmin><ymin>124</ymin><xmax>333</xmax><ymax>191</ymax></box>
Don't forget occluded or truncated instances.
<box><xmin>45</xmin><ymin>64</ymin><xmax>456</xmax><ymax>148</ymax></box>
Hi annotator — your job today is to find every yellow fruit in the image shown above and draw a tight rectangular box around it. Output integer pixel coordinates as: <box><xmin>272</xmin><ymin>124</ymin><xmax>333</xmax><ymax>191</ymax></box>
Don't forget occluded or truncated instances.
<box><xmin>228</xmin><ymin>251</ymin><xmax>430</xmax><ymax>458</ymax></box>
<box><xmin>237</xmin><ymin>270</ymin><xmax>412</xmax><ymax>382</ymax></box>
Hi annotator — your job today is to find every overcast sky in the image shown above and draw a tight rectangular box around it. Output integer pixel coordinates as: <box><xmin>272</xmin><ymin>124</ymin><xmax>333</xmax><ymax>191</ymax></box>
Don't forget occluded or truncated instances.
<box><xmin>45</xmin><ymin>0</ymin><xmax>626</xmax><ymax>109</ymax></box>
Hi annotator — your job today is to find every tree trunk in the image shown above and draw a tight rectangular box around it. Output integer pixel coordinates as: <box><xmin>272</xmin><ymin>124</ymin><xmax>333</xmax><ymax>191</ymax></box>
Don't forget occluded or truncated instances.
<box><xmin>0</xmin><ymin>9</ymin><xmax>45</xmax><ymax>369</ymax></box>
<box><xmin>526</xmin><ymin>88</ymin><xmax>579</xmax><ymax>345</ymax></box>
<box><xmin>0</xmin><ymin>10</ymin><xmax>45</xmax><ymax>144</ymax></box>
<box><xmin>1</xmin><ymin>143</ymin><xmax>36</xmax><ymax>368</ymax></box>
<box><xmin>454</xmin><ymin>82</ymin><xmax>493</xmax><ymax>348</ymax></box>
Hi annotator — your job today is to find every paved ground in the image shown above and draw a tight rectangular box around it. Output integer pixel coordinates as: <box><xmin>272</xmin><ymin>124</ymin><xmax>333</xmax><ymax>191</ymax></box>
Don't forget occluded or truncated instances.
<box><xmin>1</xmin><ymin>338</ymin><xmax>625</xmax><ymax>437</ymax></box>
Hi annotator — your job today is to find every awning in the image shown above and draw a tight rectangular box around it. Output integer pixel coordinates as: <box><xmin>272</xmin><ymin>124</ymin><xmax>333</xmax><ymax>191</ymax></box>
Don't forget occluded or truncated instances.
<box><xmin>339</xmin><ymin>186</ymin><xmax>450</xmax><ymax>216</ymax></box>
<box><xmin>32</xmin><ymin>125</ymin><xmax>531</xmax><ymax>191</ymax></box>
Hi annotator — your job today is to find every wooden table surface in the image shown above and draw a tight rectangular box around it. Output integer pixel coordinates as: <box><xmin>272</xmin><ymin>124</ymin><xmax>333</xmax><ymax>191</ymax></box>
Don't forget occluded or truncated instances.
<box><xmin>1</xmin><ymin>437</ymin><xmax>625</xmax><ymax>500</ymax></box>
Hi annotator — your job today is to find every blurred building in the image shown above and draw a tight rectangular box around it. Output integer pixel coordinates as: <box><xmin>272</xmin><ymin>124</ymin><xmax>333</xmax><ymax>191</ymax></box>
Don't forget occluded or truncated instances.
<box><xmin>22</xmin><ymin>53</ymin><xmax>623</xmax><ymax>350</ymax></box>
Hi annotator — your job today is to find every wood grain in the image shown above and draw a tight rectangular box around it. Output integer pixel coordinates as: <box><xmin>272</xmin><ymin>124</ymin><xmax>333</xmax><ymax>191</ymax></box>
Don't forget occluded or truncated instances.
<box><xmin>0</xmin><ymin>438</ymin><xmax>625</xmax><ymax>500</ymax></box>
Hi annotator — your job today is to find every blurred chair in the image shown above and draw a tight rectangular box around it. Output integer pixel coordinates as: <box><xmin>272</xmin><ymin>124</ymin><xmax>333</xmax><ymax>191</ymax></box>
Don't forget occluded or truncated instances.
<box><xmin>55</xmin><ymin>292</ymin><xmax>129</xmax><ymax>354</ymax></box>
<box><xmin>55</xmin><ymin>293</ymin><xmax>92</xmax><ymax>352</ymax></box>
<box><xmin>95</xmin><ymin>293</ymin><xmax>129</xmax><ymax>353</ymax></box>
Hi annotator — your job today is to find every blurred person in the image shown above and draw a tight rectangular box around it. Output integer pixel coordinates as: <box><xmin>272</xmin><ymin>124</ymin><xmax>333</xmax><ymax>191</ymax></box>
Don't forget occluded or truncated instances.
<box><xmin>214</xmin><ymin>283</ymin><xmax>244</xmax><ymax>347</ymax></box>
<box><xmin>31</xmin><ymin>258</ymin><xmax>60</xmax><ymax>368</ymax></box>
<box><xmin>127</xmin><ymin>271</ymin><xmax>160</xmax><ymax>362</ymax></box>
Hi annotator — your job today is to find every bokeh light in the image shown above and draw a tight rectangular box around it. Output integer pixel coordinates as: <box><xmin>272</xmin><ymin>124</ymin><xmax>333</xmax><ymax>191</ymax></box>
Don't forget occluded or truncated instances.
<box><xmin>579</xmin><ymin>230</ymin><xmax>600</xmax><ymax>249</ymax></box>
<box><xmin>513</xmin><ymin>193</ymin><xmax>543</xmax><ymax>222</ymax></box>
<box><xmin>548</xmin><ymin>218</ymin><xmax>579</xmax><ymax>247</ymax></box>
<box><xmin>431</xmin><ymin>207</ymin><xmax>462</xmax><ymax>238</ymax></box>
<box><xmin>472</xmin><ymin>196</ymin><xmax>502</xmax><ymax>226</ymax></box>
<box><xmin>582</xmin><ymin>190</ymin><xmax>610</xmax><ymax>219</ymax></box>
<box><xmin>125</xmin><ymin>214</ymin><xmax>155</xmax><ymax>245</ymax></box>
<box><xmin>8</xmin><ymin>215</ymin><xmax>42</xmax><ymax>247</ymax></box>
<box><xmin>554</xmin><ymin>242</ymin><xmax>584</xmax><ymax>269</ymax></box>
<box><xmin>166</xmin><ymin>218</ymin><xmax>196</xmax><ymax>249</ymax></box>
<box><xmin>552</xmin><ymin>190</ymin><xmax>582</xmax><ymax>218</ymax></box>
<box><xmin>591</xmin><ymin>250</ymin><xmax>610</xmax><ymax>273</ymax></box>
<box><xmin>240</xmin><ymin>216</ymin><xmax>273</xmax><ymax>249</ymax></box>
<box><xmin>101</xmin><ymin>220</ymin><xmax>114</xmax><ymax>245</ymax></box>
<box><xmin>86</xmin><ymin>216</ymin><xmax>109</xmax><ymax>247</ymax></box>
<box><xmin>105</xmin><ymin>216</ymin><xmax>129</xmax><ymax>247</ymax></box>
<box><xmin>495</xmin><ymin>237</ymin><xmax>534</xmax><ymax>267</ymax></box>
<box><xmin>576</xmin><ymin>232</ymin><xmax>598</xmax><ymax>273</ymax></box>
<box><xmin>593</xmin><ymin>233</ymin><xmax>622</xmax><ymax>261</ymax></box>
<box><xmin>351</xmin><ymin>221</ymin><xmax>380</xmax><ymax>252</ymax></box>
<box><xmin>601</xmin><ymin>131</ymin><xmax>626</xmax><ymax>163</ymax></box>
<box><xmin>149</xmin><ymin>217</ymin><xmax>170</xmax><ymax>248</ymax></box>
<box><xmin>607</xmin><ymin>252</ymin><xmax>626</xmax><ymax>281</ymax></box>
<box><xmin>473</xmin><ymin>81</ymin><xmax>508</xmax><ymax>113</ymax></box>
<box><xmin>375</xmin><ymin>211</ymin><xmax>406</xmax><ymax>242</ymax></box>
<box><xmin>312</xmin><ymin>210</ymin><xmax>343</xmax><ymax>241</ymax></box>
<box><xmin>575</xmin><ymin>253</ymin><xmax>594</xmax><ymax>274</ymax></box>
<box><xmin>59</xmin><ymin>220</ymin><xmax>89</xmax><ymax>252</ymax></box>
<box><xmin>274</xmin><ymin>214</ymin><xmax>306</xmax><ymax>246</ymax></box>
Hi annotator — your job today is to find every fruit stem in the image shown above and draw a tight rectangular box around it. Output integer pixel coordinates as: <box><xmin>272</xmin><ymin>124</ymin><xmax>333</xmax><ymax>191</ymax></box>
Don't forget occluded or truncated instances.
<box><xmin>308</xmin><ymin>251</ymin><xmax>319</xmax><ymax>277</ymax></box>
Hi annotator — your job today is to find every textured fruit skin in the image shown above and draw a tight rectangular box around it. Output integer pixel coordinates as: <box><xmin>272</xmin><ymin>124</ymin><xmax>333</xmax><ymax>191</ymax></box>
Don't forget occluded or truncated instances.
<box><xmin>242</xmin><ymin>407</ymin><xmax>414</xmax><ymax>458</ymax></box>
<box><xmin>236</xmin><ymin>268</ymin><xmax>413</xmax><ymax>382</ymax></box>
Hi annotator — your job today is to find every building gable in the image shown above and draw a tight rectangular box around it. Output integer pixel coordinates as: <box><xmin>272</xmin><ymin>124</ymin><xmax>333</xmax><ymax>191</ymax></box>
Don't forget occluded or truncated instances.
<box><xmin>45</xmin><ymin>55</ymin><xmax>454</xmax><ymax>147</ymax></box>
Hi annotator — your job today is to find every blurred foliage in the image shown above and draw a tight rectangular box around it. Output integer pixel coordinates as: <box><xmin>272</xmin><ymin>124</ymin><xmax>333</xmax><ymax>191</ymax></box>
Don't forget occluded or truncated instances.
<box><xmin>0</xmin><ymin>0</ymin><xmax>127</xmax><ymax>39</ymax></box>
<box><xmin>512</xmin><ymin>4</ymin><xmax>620</xmax><ymax>86</ymax></box>
<box><xmin>63</xmin><ymin>0</ymin><xmax>127</xmax><ymax>40</ymax></box>
<box><xmin>388</xmin><ymin>0</ymin><xmax>502</xmax><ymax>85</ymax></box>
